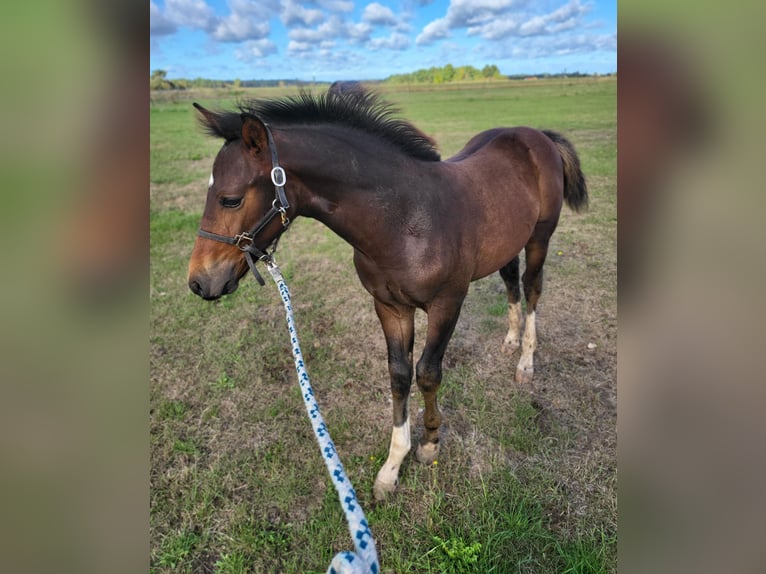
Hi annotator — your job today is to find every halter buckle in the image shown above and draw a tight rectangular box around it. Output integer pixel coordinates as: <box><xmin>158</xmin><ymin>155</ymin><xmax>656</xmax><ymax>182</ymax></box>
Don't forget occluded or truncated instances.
<box><xmin>234</xmin><ymin>232</ymin><xmax>254</xmax><ymax>250</ymax></box>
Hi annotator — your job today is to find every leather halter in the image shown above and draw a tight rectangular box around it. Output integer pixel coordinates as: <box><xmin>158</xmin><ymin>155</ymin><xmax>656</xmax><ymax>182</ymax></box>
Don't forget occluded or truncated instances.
<box><xmin>197</xmin><ymin>121</ymin><xmax>291</xmax><ymax>286</ymax></box>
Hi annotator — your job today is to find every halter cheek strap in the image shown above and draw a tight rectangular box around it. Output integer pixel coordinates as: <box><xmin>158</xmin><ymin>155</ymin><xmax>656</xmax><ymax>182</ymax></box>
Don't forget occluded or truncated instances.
<box><xmin>197</xmin><ymin>122</ymin><xmax>291</xmax><ymax>286</ymax></box>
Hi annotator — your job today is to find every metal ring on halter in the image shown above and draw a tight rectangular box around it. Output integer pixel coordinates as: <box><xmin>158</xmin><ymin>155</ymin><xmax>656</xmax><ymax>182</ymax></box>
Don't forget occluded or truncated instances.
<box><xmin>271</xmin><ymin>166</ymin><xmax>286</xmax><ymax>187</ymax></box>
<box><xmin>271</xmin><ymin>198</ymin><xmax>290</xmax><ymax>226</ymax></box>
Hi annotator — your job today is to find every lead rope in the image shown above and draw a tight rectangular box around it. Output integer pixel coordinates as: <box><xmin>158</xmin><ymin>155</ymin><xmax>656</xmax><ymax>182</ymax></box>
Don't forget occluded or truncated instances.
<box><xmin>265</xmin><ymin>261</ymin><xmax>379</xmax><ymax>574</ymax></box>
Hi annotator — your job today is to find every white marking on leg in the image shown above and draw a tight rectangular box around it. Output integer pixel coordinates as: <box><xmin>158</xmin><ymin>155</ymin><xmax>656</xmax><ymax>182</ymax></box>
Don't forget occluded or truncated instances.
<box><xmin>516</xmin><ymin>310</ymin><xmax>536</xmax><ymax>383</ymax></box>
<box><xmin>373</xmin><ymin>416</ymin><xmax>411</xmax><ymax>499</ymax></box>
<box><xmin>503</xmin><ymin>301</ymin><xmax>523</xmax><ymax>352</ymax></box>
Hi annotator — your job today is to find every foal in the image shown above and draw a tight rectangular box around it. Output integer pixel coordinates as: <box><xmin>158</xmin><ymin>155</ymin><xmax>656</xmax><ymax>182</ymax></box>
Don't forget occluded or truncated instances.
<box><xmin>187</xmin><ymin>90</ymin><xmax>587</xmax><ymax>499</ymax></box>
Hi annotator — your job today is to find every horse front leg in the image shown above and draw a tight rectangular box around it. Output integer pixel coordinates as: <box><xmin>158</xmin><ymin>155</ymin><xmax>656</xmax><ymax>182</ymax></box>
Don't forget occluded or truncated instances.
<box><xmin>372</xmin><ymin>300</ymin><xmax>415</xmax><ymax>501</ymax></box>
<box><xmin>415</xmin><ymin>295</ymin><xmax>465</xmax><ymax>465</ymax></box>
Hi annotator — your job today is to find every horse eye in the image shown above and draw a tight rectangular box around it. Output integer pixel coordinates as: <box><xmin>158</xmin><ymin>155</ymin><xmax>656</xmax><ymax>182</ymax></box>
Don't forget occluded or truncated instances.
<box><xmin>220</xmin><ymin>197</ymin><xmax>242</xmax><ymax>208</ymax></box>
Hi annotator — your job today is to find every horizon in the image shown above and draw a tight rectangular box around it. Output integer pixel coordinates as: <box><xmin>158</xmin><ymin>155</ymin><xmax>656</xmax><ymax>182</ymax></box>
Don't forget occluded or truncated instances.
<box><xmin>154</xmin><ymin>67</ymin><xmax>614</xmax><ymax>83</ymax></box>
<box><xmin>150</xmin><ymin>0</ymin><xmax>616</xmax><ymax>82</ymax></box>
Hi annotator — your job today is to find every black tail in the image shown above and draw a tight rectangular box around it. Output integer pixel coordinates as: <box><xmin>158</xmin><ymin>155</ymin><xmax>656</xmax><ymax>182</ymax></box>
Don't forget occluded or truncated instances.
<box><xmin>542</xmin><ymin>130</ymin><xmax>588</xmax><ymax>212</ymax></box>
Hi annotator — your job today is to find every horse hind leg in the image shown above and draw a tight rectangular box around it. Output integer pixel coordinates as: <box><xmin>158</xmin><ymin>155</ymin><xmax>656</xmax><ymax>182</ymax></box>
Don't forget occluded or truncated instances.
<box><xmin>499</xmin><ymin>256</ymin><xmax>523</xmax><ymax>354</ymax></box>
<box><xmin>516</xmin><ymin>234</ymin><xmax>550</xmax><ymax>384</ymax></box>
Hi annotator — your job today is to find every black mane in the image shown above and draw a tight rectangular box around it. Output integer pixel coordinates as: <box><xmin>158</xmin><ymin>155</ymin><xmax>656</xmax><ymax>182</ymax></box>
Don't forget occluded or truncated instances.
<box><xmin>197</xmin><ymin>90</ymin><xmax>441</xmax><ymax>162</ymax></box>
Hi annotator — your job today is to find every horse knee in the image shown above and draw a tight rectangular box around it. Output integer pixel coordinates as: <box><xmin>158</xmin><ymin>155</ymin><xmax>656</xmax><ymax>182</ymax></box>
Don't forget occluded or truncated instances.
<box><xmin>388</xmin><ymin>358</ymin><xmax>412</xmax><ymax>398</ymax></box>
<box><xmin>415</xmin><ymin>360</ymin><xmax>441</xmax><ymax>392</ymax></box>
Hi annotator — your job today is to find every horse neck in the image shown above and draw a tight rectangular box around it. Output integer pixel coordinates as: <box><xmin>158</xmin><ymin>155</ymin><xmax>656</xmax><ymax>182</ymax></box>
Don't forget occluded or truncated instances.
<box><xmin>283</xmin><ymin>126</ymin><xmax>438</xmax><ymax>253</ymax></box>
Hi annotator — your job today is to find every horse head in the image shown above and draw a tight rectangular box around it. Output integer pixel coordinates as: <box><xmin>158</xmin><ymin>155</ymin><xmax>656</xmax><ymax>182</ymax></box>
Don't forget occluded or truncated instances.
<box><xmin>187</xmin><ymin>104</ymin><xmax>291</xmax><ymax>299</ymax></box>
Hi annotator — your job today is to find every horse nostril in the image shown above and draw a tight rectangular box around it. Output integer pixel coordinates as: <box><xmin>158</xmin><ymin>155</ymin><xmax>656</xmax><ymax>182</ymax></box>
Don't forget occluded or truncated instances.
<box><xmin>222</xmin><ymin>278</ymin><xmax>239</xmax><ymax>295</ymax></box>
<box><xmin>189</xmin><ymin>279</ymin><xmax>203</xmax><ymax>297</ymax></box>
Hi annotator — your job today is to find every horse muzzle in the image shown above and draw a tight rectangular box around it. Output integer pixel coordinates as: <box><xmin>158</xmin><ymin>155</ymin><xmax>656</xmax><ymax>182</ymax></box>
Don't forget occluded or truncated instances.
<box><xmin>187</xmin><ymin>268</ymin><xmax>241</xmax><ymax>300</ymax></box>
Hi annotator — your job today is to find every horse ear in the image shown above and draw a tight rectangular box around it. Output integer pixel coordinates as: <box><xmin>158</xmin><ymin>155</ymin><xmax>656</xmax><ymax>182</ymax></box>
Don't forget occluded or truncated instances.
<box><xmin>240</xmin><ymin>114</ymin><xmax>268</xmax><ymax>156</ymax></box>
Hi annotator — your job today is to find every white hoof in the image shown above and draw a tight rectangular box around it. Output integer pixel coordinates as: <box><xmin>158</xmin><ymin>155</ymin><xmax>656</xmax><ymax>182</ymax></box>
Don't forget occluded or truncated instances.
<box><xmin>415</xmin><ymin>442</ymin><xmax>439</xmax><ymax>465</ymax></box>
<box><xmin>372</xmin><ymin>476</ymin><xmax>398</xmax><ymax>501</ymax></box>
<box><xmin>515</xmin><ymin>363</ymin><xmax>534</xmax><ymax>384</ymax></box>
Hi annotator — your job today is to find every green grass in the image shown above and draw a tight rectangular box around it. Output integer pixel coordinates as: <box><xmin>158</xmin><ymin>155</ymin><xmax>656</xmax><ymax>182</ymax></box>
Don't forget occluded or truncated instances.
<box><xmin>151</xmin><ymin>78</ymin><xmax>616</xmax><ymax>573</ymax></box>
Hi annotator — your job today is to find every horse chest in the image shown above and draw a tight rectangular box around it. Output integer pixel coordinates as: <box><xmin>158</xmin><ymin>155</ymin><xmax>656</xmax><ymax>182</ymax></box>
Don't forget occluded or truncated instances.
<box><xmin>353</xmin><ymin>249</ymin><xmax>440</xmax><ymax>309</ymax></box>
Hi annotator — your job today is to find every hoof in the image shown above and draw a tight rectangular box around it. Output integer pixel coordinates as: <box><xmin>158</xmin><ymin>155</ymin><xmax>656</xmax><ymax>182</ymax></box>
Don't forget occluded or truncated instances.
<box><xmin>515</xmin><ymin>364</ymin><xmax>534</xmax><ymax>384</ymax></box>
<box><xmin>372</xmin><ymin>478</ymin><xmax>398</xmax><ymax>501</ymax></box>
<box><xmin>415</xmin><ymin>442</ymin><xmax>439</xmax><ymax>465</ymax></box>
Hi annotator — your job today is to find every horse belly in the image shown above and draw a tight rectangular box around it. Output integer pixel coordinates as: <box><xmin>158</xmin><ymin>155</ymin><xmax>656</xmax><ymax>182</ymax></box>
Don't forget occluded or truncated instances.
<box><xmin>471</xmin><ymin>220</ymin><xmax>536</xmax><ymax>280</ymax></box>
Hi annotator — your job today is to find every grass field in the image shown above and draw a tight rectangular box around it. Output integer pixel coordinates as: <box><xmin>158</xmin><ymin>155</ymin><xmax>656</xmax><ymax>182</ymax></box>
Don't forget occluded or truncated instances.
<box><xmin>150</xmin><ymin>77</ymin><xmax>616</xmax><ymax>573</ymax></box>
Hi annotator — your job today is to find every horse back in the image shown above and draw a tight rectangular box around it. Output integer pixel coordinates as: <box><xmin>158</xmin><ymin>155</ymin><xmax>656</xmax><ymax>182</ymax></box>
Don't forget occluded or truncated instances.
<box><xmin>447</xmin><ymin>126</ymin><xmax>564</xmax><ymax>215</ymax></box>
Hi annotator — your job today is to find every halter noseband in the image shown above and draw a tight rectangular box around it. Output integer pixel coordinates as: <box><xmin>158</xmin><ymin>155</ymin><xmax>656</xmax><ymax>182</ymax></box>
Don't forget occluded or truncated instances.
<box><xmin>197</xmin><ymin>122</ymin><xmax>291</xmax><ymax>286</ymax></box>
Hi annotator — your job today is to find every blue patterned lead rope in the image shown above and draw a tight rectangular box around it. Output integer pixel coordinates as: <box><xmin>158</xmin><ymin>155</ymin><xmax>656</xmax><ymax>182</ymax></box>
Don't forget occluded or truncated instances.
<box><xmin>266</xmin><ymin>262</ymin><xmax>379</xmax><ymax>574</ymax></box>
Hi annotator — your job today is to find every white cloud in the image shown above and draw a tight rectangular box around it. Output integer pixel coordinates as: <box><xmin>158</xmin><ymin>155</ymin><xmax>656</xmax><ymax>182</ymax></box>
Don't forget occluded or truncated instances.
<box><xmin>150</xmin><ymin>1</ymin><xmax>177</xmax><ymax>36</ymax></box>
<box><xmin>518</xmin><ymin>16</ymin><xmax>546</xmax><ymax>36</ymax></box>
<box><xmin>163</xmin><ymin>0</ymin><xmax>216</xmax><ymax>31</ymax></box>
<box><xmin>518</xmin><ymin>0</ymin><xmax>589</xmax><ymax>37</ymax></box>
<box><xmin>212</xmin><ymin>0</ymin><xmax>277</xmax><ymax>42</ymax></box>
<box><xmin>417</xmin><ymin>0</ymin><xmax>600</xmax><ymax>46</ymax></box>
<box><xmin>287</xmin><ymin>40</ymin><xmax>313</xmax><ymax>55</ymax></box>
<box><xmin>467</xmin><ymin>17</ymin><xmax>519</xmax><ymax>40</ymax></box>
<box><xmin>416</xmin><ymin>18</ymin><xmax>450</xmax><ymax>45</ymax></box>
<box><xmin>151</xmin><ymin>0</ymin><xmax>281</xmax><ymax>42</ymax></box>
<box><xmin>445</xmin><ymin>0</ymin><xmax>520</xmax><ymax>29</ymax></box>
<box><xmin>281</xmin><ymin>0</ymin><xmax>325</xmax><ymax>26</ymax></box>
<box><xmin>492</xmin><ymin>31</ymin><xmax>616</xmax><ymax>60</ymax></box>
<box><xmin>417</xmin><ymin>0</ymin><xmax>520</xmax><ymax>45</ymax></box>
<box><xmin>213</xmin><ymin>19</ymin><xmax>270</xmax><ymax>42</ymax></box>
<box><xmin>550</xmin><ymin>0</ymin><xmax>590</xmax><ymax>23</ymax></box>
<box><xmin>235</xmin><ymin>38</ymin><xmax>278</xmax><ymax>61</ymax></box>
<box><xmin>368</xmin><ymin>32</ymin><xmax>409</xmax><ymax>51</ymax></box>
<box><xmin>290</xmin><ymin>16</ymin><xmax>347</xmax><ymax>43</ymax></box>
<box><xmin>289</xmin><ymin>15</ymin><xmax>373</xmax><ymax>47</ymax></box>
<box><xmin>363</xmin><ymin>3</ymin><xmax>398</xmax><ymax>26</ymax></box>
<box><xmin>347</xmin><ymin>21</ymin><xmax>374</xmax><ymax>43</ymax></box>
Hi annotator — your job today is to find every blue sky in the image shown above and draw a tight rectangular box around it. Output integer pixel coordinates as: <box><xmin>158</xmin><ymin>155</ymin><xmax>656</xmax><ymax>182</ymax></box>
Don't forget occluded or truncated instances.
<box><xmin>150</xmin><ymin>0</ymin><xmax>616</xmax><ymax>81</ymax></box>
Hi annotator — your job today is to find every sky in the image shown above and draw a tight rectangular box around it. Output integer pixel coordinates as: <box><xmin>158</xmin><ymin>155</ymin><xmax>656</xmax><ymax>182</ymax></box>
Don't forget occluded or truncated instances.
<box><xmin>150</xmin><ymin>0</ymin><xmax>616</xmax><ymax>81</ymax></box>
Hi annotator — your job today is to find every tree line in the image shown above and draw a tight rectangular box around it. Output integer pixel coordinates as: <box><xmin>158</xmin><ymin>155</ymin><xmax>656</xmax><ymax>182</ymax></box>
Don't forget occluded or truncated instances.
<box><xmin>151</xmin><ymin>66</ymin><xmax>609</xmax><ymax>91</ymax></box>
<box><xmin>385</xmin><ymin>64</ymin><xmax>503</xmax><ymax>85</ymax></box>
<box><xmin>150</xmin><ymin>70</ymin><xmax>312</xmax><ymax>91</ymax></box>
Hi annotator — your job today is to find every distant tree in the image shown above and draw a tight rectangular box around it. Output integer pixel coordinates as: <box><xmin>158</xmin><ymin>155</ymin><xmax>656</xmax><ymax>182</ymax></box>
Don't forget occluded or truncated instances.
<box><xmin>150</xmin><ymin>69</ymin><xmax>175</xmax><ymax>90</ymax></box>
<box><xmin>481</xmin><ymin>64</ymin><xmax>501</xmax><ymax>79</ymax></box>
<box><xmin>443</xmin><ymin>63</ymin><xmax>455</xmax><ymax>82</ymax></box>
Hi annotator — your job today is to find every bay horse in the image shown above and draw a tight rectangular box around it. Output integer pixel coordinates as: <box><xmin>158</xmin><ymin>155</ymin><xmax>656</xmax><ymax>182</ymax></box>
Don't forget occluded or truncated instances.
<box><xmin>187</xmin><ymin>89</ymin><xmax>587</xmax><ymax>499</ymax></box>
